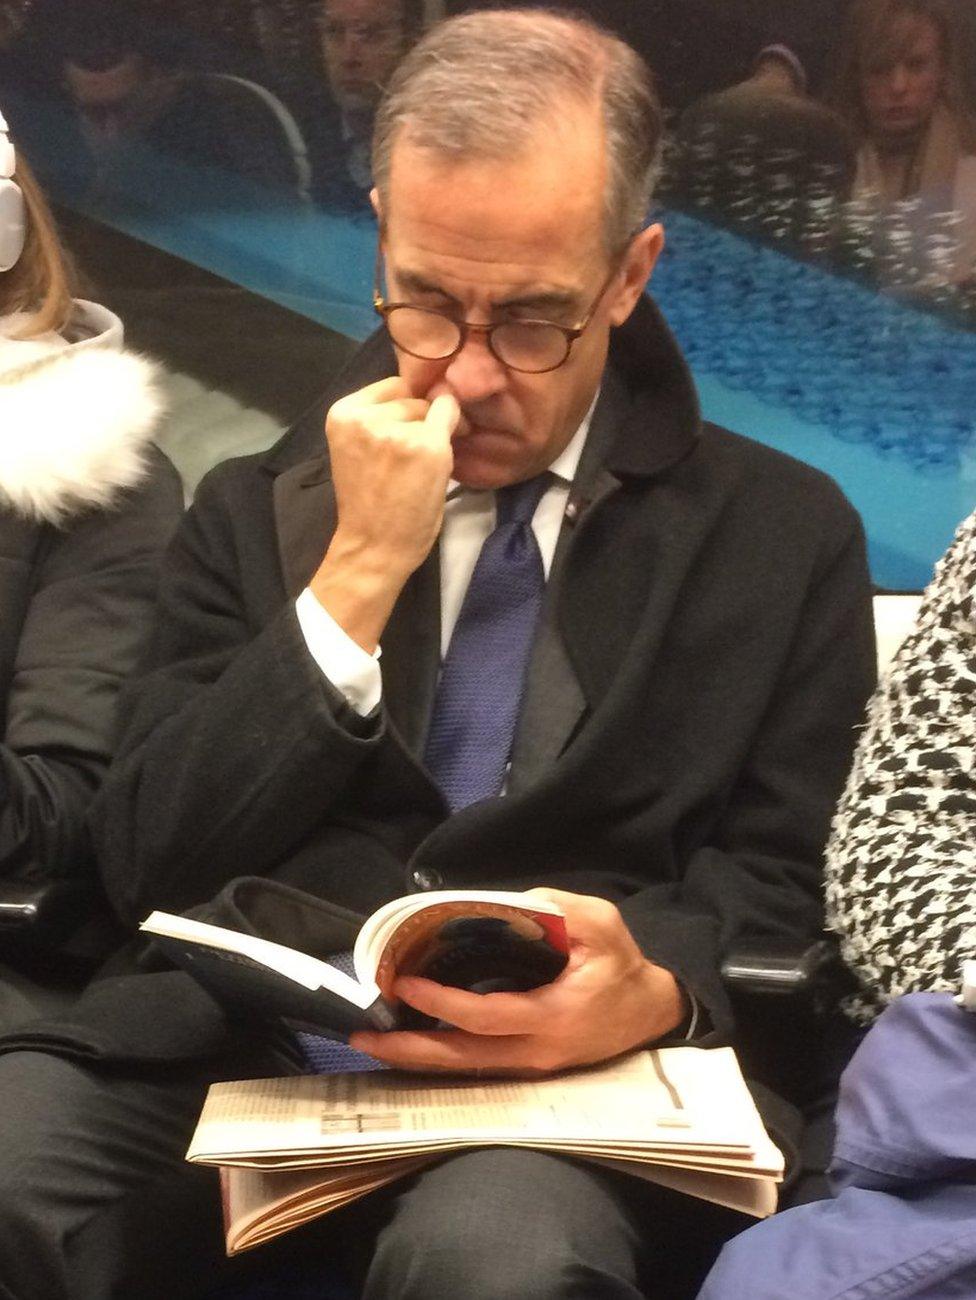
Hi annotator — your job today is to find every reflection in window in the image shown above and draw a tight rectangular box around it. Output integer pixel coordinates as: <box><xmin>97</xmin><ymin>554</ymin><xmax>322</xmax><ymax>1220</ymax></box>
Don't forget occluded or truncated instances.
<box><xmin>827</xmin><ymin>0</ymin><xmax>976</xmax><ymax>289</ymax></box>
<box><xmin>1</xmin><ymin>0</ymin><xmax>973</xmax><ymax>587</ymax></box>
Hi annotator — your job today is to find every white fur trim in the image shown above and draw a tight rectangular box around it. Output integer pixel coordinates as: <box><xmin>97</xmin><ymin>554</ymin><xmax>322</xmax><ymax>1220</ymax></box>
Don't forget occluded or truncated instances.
<box><xmin>0</xmin><ymin>346</ymin><xmax>164</xmax><ymax>524</ymax></box>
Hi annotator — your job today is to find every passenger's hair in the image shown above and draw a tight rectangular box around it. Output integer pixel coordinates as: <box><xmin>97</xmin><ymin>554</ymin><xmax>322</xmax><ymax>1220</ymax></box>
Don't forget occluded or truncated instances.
<box><xmin>401</xmin><ymin>0</ymin><xmax>425</xmax><ymax>42</ymax></box>
<box><xmin>39</xmin><ymin>0</ymin><xmax>175</xmax><ymax>71</ymax></box>
<box><xmin>828</xmin><ymin>0</ymin><xmax>976</xmax><ymax>147</ymax></box>
<box><xmin>372</xmin><ymin>8</ymin><xmax>662</xmax><ymax>256</ymax></box>
<box><xmin>1</xmin><ymin>150</ymin><xmax>78</xmax><ymax>338</ymax></box>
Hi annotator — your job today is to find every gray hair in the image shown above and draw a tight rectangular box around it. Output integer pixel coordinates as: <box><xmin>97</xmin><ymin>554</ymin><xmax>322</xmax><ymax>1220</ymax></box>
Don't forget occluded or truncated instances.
<box><xmin>372</xmin><ymin>8</ymin><xmax>662</xmax><ymax>256</ymax></box>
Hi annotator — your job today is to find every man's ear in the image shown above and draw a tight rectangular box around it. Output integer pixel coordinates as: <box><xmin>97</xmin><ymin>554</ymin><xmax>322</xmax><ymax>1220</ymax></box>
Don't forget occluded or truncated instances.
<box><xmin>370</xmin><ymin>187</ymin><xmax>383</xmax><ymax>224</ymax></box>
<box><xmin>607</xmin><ymin>223</ymin><xmax>665</xmax><ymax>327</ymax></box>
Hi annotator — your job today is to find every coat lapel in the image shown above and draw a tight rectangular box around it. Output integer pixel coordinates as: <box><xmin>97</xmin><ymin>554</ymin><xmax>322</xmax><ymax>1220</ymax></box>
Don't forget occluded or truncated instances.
<box><xmin>508</xmin><ymin>323</ymin><xmax>707</xmax><ymax>794</ymax></box>
<box><xmin>272</xmin><ymin>455</ymin><xmax>333</xmax><ymax>598</ymax></box>
<box><xmin>377</xmin><ymin>551</ymin><xmax>442</xmax><ymax>756</ymax></box>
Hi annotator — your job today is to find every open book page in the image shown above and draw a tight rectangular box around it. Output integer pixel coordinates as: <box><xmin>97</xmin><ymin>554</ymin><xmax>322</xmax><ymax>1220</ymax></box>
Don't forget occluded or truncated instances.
<box><xmin>353</xmin><ymin>891</ymin><xmax>568</xmax><ymax>998</ymax></box>
<box><xmin>187</xmin><ymin>1047</ymin><xmax>782</xmax><ymax>1171</ymax></box>
<box><xmin>139</xmin><ymin>911</ymin><xmax>377</xmax><ymax>1008</ymax></box>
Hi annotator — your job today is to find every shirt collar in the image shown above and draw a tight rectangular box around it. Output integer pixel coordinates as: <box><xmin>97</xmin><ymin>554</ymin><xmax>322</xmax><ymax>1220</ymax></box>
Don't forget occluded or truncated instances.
<box><xmin>446</xmin><ymin>387</ymin><xmax>599</xmax><ymax>500</ymax></box>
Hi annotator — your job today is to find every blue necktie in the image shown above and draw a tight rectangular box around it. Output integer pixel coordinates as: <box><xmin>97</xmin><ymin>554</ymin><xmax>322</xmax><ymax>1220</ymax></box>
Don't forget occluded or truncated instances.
<box><xmin>423</xmin><ymin>474</ymin><xmax>550</xmax><ymax>812</ymax></box>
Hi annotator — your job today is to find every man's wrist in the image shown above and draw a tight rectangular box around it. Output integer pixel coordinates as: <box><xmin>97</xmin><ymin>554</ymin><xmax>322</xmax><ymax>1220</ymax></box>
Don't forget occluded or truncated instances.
<box><xmin>640</xmin><ymin>960</ymin><xmax>689</xmax><ymax>1042</ymax></box>
<box><xmin>310</xmin><ymin>534</ymin><xmax>412</xmax><ymax>654</ymax></box>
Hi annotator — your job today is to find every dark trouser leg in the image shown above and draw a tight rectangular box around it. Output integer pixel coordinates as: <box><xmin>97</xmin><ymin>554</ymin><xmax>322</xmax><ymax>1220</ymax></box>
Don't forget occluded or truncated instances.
<box><xmin>360</xmin><ymin>1147</ymin><xmax>751</xmax><ymax>1300</ymax></box>
<box><xmin>0</xmin><ymin>1052</ymin><xmax>750</xmax><ymax>1300</ymax></box>
<box><xmin>0</xmin><ymin>1048</ymin><xmax>280</xmax><ymax>1300</ymax></box>
<box><xmin>0</xmin><ymin>961</ymin><xmax>82</xmax><ymax>1032</ymax></box>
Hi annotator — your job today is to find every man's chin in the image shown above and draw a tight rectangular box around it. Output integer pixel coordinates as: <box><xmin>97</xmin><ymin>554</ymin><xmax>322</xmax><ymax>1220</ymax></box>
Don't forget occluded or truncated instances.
<box><xmin>875</xmin><ymin>116</ymin><xmax>926</xmax><ymax>145</ymax></box>
<box><xmin>451</xmin><ymin>446</ymin><xmax>519</xmax><ymax>491</ymax></box>
<box><xmin>335</xmin><ymin>88</ymin><xmax>379</xmax><ymax>115</ymax></box>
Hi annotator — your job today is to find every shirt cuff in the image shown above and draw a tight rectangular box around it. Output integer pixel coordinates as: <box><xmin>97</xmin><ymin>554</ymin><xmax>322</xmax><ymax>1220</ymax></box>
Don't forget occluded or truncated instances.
<box><xmin>295</xmin><ymin>587</ymin><xmax>382</xmax><ymax>716</ymax></box>
<box><xmin>680</xmin><ymin>989</ymin><xmax>701</xmax><ymax>1041</ymax></box>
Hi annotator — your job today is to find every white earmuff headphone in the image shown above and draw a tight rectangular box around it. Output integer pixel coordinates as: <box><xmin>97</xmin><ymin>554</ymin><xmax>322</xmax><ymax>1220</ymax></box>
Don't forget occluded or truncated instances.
<box><xmin>0</xmin><ymin>109</ymin><xmax>27</xmax><ymax>273</ymax></box>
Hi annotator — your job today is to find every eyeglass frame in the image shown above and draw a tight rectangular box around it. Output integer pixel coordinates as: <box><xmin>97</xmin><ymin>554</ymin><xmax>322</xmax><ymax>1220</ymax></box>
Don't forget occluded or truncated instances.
<box><xmin>372</xmin><ymin>244</ymin><xmax>627</xmax><ymax>375</ymax></box>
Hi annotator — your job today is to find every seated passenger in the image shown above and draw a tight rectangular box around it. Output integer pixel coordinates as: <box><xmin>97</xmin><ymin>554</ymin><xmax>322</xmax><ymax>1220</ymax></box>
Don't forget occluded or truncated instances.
<box><xmin>698</xmin><ymin>988</ymin><xmax>976</xmax><ymax>1300</ymax></box>
<box><xmin>20</xmin><ymin>0</ymin><xmax>310</xmax><ymax>210</ymax></box>
<box><xmin>0</xmin><ymin>13</ymin><xmax>874</xmax><ymax>1299</ymax></box>
<box><xmin>826</xmin><ymin>0</ymin><xmax>976</xmax><ymax>283</ymax></box>
<box><xmin>699</xmin><ymin>510</ymin><xmax>976</xmax><ymax>1300</ymax></box>
<box><xmin>300</xmin><ymin>0</ymin><xmax>422</xmax><ymax>213</ymax></box>
<box><xmin>0</xmin><ymin>116</ymin><xmax>182</xmax><ymax>1026</ymax></box>
<box><xmin>673</xmin><ymin>57</ymin><xmax>856</xmax><ymax>239</ymax></box>
<box><xmin>826</xmin><ymin>507</ymin><xmax>976</xmax><ymax>1023</ymax></box>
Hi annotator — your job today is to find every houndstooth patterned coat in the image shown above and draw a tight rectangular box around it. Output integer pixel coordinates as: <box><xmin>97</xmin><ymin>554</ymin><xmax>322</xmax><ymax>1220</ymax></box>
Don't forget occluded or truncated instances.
<box><xmin>826</xmin><ymin>509</ymin><xmax>976</xmax><ymax>1022</ymax></box>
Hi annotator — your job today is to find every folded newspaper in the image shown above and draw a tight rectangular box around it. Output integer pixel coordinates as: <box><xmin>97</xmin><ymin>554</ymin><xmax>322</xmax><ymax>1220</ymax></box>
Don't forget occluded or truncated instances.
<box><xmin>186</xmin><ymin>1046</ymin><xmax>784</xmax><ymax>1256</ymax></box>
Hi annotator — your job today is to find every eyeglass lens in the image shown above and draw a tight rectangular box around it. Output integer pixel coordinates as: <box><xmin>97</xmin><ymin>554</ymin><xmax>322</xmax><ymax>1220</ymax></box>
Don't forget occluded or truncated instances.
<box><xmin>384</xmin><ymin>306</ymin><xmax>571</xmax><ymax>373</ymax></box>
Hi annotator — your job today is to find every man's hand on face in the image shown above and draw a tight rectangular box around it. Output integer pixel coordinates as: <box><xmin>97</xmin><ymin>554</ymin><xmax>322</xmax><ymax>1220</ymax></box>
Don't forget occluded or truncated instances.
<box><xmin>349</xmin><ymin>888</ymin><xmax>689</xmax><ymax>1076</ymax></box>
<box><xmin>310</xmin><ymin>378</ymin><xmax>461</xmax><ymax>652</ymax></box>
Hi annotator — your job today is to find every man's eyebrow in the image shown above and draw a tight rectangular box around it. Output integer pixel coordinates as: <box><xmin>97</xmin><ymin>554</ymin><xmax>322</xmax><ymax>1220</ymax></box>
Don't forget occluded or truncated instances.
<box><xmin>497</xmin><ymin>289</ymin><xmax>581</xmax><ymax>316</ymax></box>
<box><xmin>392</xmin><ymin>270</ymin><xmax>582</xmax><ymax>316</ymax></box>
<box><xmin>393</xmin><ymin>269</ymin><xmax>457</xmax><ymax>300</ymax></box>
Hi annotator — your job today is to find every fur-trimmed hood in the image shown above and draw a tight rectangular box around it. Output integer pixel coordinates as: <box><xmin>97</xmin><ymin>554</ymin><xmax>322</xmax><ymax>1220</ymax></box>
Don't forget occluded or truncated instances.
<box><xmin>0</xmin><ymin>300</ymin><xmax>165</xmax><ymax>526</ymax></box>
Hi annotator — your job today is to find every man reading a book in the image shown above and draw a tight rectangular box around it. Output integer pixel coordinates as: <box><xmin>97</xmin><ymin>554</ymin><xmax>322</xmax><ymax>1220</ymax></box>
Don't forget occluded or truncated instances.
<box><xmin>0</xmin><ymin>9</ymin><xmax>875</xmax><ymax>1300</ymax></box>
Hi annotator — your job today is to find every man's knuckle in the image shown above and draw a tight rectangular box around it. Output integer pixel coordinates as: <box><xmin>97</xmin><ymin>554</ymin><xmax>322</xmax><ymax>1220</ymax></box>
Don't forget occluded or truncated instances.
<box><xmin>590</xmin><ymin>897</ymin><xmax>624</xmax><ymax>931</ymax></box>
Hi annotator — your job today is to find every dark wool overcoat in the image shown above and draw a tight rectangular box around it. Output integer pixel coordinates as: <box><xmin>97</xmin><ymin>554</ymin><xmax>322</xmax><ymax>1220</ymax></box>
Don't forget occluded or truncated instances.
<box><xmin>0</xmin><ymin>298</ymin><xmax>876</xmax><ymax>1113</ymax></box>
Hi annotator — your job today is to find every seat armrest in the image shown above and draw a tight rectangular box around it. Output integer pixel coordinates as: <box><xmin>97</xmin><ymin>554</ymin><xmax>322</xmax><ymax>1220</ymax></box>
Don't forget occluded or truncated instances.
<box><xmin>722</xmin><ymin>937</ymin><xmax>864</xmax><ymax>1107</ymax></box>
<box><xmin>0</xmin><ymin>879</ymin><xmax>96</xmax><ymax>937</ymax></box>
<box><xmin>721</xmin><ymin>936</ymin><xmax>854</xmax><ymax>1009</ymax></box>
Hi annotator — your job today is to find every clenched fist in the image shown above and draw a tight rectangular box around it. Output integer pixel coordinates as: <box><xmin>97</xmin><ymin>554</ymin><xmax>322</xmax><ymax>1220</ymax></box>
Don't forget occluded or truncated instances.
<box><xmin>310</xmin><ymin>378</ymin><xmax>462</xmax><ymax>652</ymax></box>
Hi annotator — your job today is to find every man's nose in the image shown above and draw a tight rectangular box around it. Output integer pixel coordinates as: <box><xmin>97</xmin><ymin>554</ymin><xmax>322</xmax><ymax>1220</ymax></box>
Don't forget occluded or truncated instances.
<box><xmin>442</xmin><ymin>331</ymin><xmax>509</xmax><ymax>403</ymax></box>
<box><xmin>341</xmin><ymin>32</ymin><xmax>368</xmax><ymax>59</ymax></box>
<box><xmin>888</xmin><ymin>65</ymin><xmax>910</xmax><ymax>95</ymax></box>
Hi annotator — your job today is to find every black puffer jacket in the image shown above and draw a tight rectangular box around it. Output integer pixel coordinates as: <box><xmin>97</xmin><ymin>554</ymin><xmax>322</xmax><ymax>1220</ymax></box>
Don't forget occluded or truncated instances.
<box><xmin>0</xmin><ymin>300</ymin><xmax>182</xmax><ymax>885</ymax></box>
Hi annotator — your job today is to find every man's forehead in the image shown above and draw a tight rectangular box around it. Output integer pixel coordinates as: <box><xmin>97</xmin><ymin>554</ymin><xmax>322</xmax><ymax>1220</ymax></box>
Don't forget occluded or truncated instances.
<box><xmin>872</xmin><ymin>13</ymin><xmax>941</xmax><ymax>63</ymax></box>
<box><xmin>324</xmin><ymin>0</ymin><xmax>400</xmax><ymax>23</ymax></box>
<box><xmin>384</xmin><ymin>120</ymin><xmax>607</xmax><ymax>262</ymax></box>
<box><xmin>382</xmin><ymin>215</ymin><xmax>603</xmax><ymax>305</ymax></box>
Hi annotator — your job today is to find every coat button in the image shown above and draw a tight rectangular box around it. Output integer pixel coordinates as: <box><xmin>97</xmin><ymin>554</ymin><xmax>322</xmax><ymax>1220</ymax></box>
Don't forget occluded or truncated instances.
<box><xmin>410</xmin><ymin>867</ymin><xmax>444</xmax><ymax>891</ymax></box>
